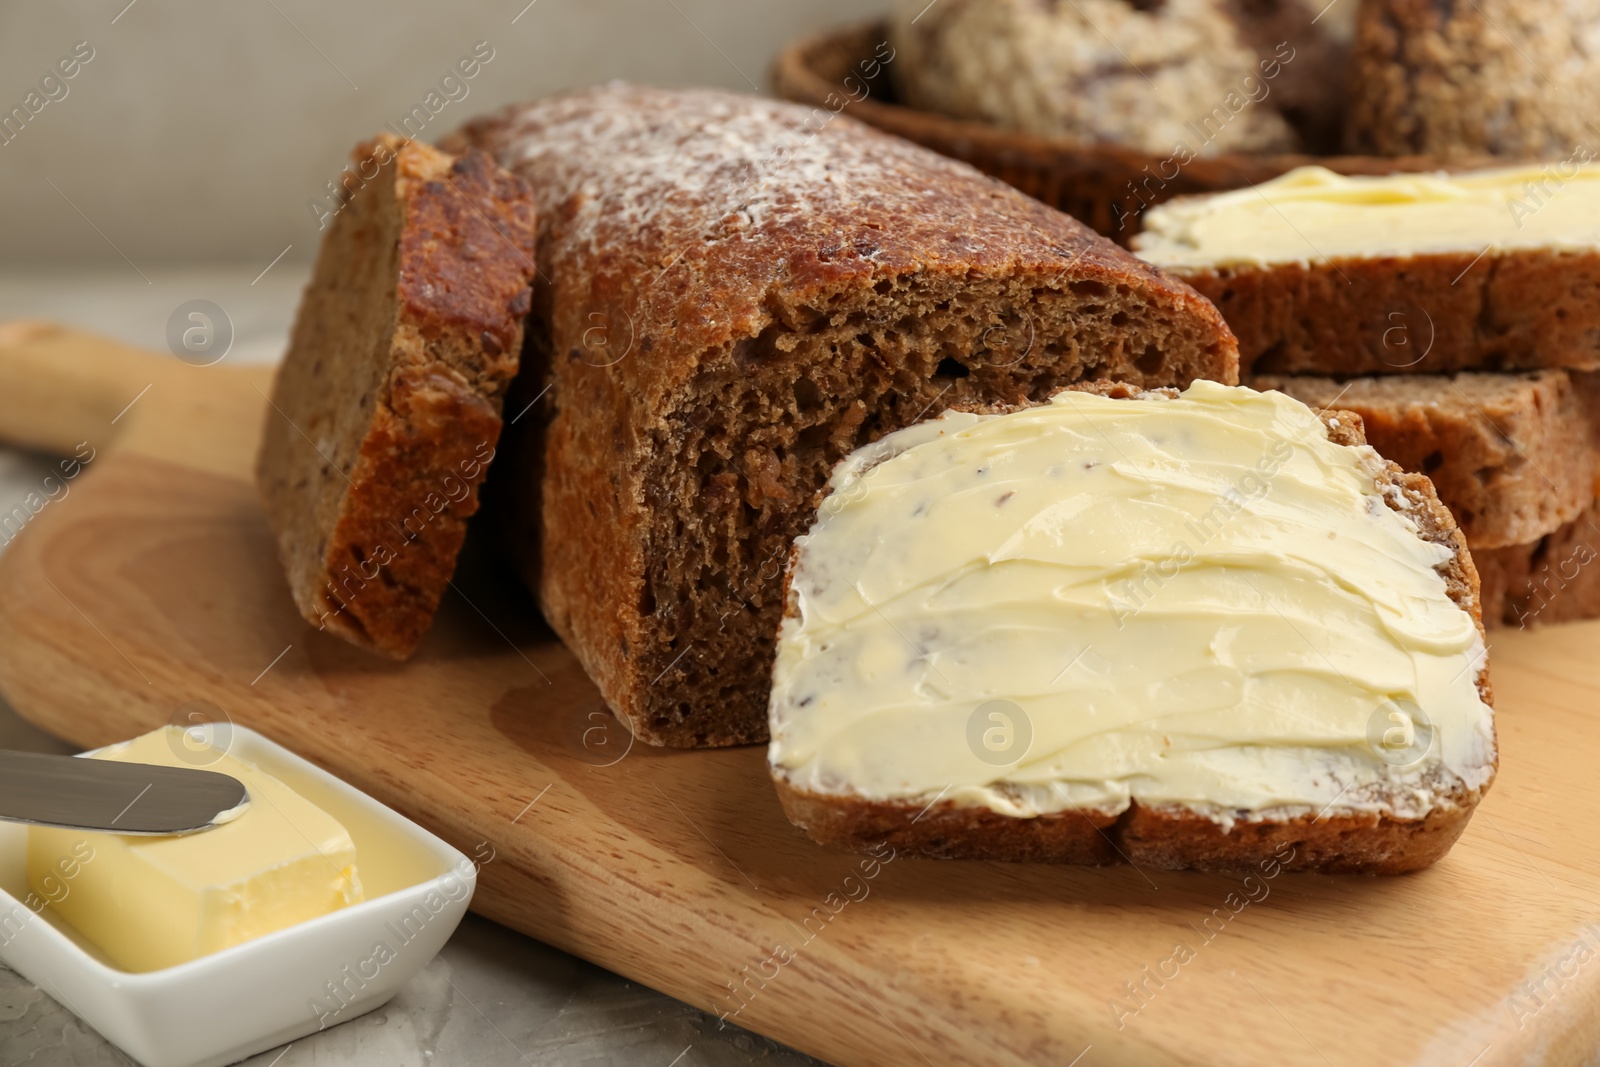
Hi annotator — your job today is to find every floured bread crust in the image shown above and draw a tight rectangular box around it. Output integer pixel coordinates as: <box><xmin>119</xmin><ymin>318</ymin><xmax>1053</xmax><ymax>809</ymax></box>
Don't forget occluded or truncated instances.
<box><xmin>888</xmin><ymin>0</ymin><xmax>1309</xmax><ymax>155</ymax></box>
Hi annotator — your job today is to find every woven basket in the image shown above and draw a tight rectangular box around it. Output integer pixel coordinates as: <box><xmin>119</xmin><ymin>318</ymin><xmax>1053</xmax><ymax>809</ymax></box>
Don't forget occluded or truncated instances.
<box><xmin>772</xmin><ymin>21</ymin><xmax>1486</xmax><ymax>242</ymax></box>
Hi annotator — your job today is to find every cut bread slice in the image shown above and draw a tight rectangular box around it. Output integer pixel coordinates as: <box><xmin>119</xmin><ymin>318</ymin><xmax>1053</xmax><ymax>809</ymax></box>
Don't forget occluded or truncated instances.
<box><xmin>449</xmin><ymin>85</ymin><xmax>1239</xmax><ymax>748</ymax></box>
<box><xmin>769</xmin><ymin>381</ymin><xmax>1496</xmax><ymax>873</ymax></box>
<box><xmin>1253</xmin><ymin>371</ymin><xmax>1595</xmax><ymax>548</ymax></box>
<box><xmin>1477</xmin><ymin>497</ymin><xmax>1600</xmax><ymax>628</ymax></box>
<box><xmin>256</xmin><ymin>134</ymin><xmax>538</xmax><ymax>659</ymax></box>
<box><xmin>1133</xmin><ymin>165</ymin><xmax>1600</xmax><ymax>376</ymax></box>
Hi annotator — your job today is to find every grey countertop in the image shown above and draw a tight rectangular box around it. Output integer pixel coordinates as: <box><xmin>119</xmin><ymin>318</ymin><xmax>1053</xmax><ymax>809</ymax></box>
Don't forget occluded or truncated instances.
<box><xmin>0</xmin><ymin>268</ymin><xmax>829</xmax><ymax>1067</ymax></box>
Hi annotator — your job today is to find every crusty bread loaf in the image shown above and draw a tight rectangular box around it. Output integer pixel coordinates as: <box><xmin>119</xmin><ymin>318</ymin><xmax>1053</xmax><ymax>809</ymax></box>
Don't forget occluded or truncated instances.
<box><xmin>448</xmin><ymin>84</ymin><xmax>1239</xmax><ymax>747</ymax></box>
<box><xmin>1477</xmin><ymin>499</ymin><xmax>1600</xmax><ymax>627</ymax></box>
<box><xmin>1345</xmin><ymin>0</ymin><xmax>1600</xmax><ymax>158</ymax></box>
<box><xmin>1223</xmin><ymin>0</ymin><xmax>1355</xmax><ymax>153</ymax></box>
<box><xmin>257</xmin><ymin>134</ymin><xmax>537</xmax><ymax>659</ymax></box>
<box><xmin>773</xmin><ymin>385</ymin><xmax>1494</xmax><ymax>874</ymax></box>
<box><xmin>889</xmin><ymin>0</ymin><xmax>1304</xmax><ymax>155</ymax></box>
<box><xmin>1254</xmin><ymin>371</ymin><xmax>1595</xmax><ymax>548</ymax></box>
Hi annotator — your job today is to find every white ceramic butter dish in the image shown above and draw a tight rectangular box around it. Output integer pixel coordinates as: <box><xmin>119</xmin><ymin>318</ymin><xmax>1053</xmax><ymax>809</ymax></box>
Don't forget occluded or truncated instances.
<box><xmin>0</xmin><ymin>724</ymin><xmax>476</xmax><ymax>1067</ymax></box>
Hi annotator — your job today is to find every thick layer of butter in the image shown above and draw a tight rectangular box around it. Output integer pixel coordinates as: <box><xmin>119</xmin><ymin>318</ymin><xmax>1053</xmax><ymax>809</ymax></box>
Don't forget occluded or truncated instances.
<box><xmin>27</xmin><ymin>728</ymin><xmax>364</xmax><ymax>972</ymax></box>
<box><xmin>1134</xmin><ymin>162</ymin><xmax>1600</xmax><ymax>268</ymax></box>
<box><xmin>768</xmin><ymin>383</ymin><xmax>1496</xmax><ymax>822</ymax></box>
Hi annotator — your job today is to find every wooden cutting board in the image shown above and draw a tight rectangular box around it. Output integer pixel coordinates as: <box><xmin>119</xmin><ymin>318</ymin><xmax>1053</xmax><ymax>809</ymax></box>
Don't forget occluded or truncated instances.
<box><xmin>1</xmin><ymin>319</ymin><xmax>1598</xmax><ymax>1067</ymax></box>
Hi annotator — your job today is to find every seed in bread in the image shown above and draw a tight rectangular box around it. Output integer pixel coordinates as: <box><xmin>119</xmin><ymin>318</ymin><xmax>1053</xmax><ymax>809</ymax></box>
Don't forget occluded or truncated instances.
<box><xmin>1345</xmin><ymin>0</ymin><xmax>1600</xmax><ymax>159</ymax></box>
<box><xmin>1253</xmin><ymin>371</ymin><xmax>1596</xmax><ymax>549</ymax></box>
<box><xmin>769</xmin><ymin>382</ymin><xmax>1495</xmax><ymax>873</ymax></box>
<box><xmin>449</xmin><ymin>84</ymin><xmax>1239</xmax><ymax>748</ymax></box>
<box><xmin>256</xmin><ymin>133</ymin><xmax>537</xmax><ymax>659</ymax></box>
<box><xmin>1134</xmin><ymin>164</ymin><xmax>1600</xmax><ymax>375</ymax></box>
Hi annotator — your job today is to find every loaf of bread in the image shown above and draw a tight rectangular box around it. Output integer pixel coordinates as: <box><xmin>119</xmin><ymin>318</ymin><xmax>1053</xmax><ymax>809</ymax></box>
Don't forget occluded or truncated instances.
<box><xmin>770</xmin><ymin>382</ymin><xmax>1495</xmax><ymax>873</ymax></box>
<box><xmin>1253</xmin><ymin>371</ymin><xmax>1595</xmax><ymax>548</ymax></box>
<box><xmin>1226</xmin><ymin>0</ymin><xmax>1355</xmax><ymax>153</ymax></box>
<box><xmin>257</xmin><ymin>134</ymin><xmax>537</xmax><ymax>659</ymax></box>
<box><xmin>1135</xmin><ymin>164</ymin><xmax>1600</xmax><ymax>375</ymax></box>
<box><xmin>888</xmin><ymin>0</ymin><xmax>1307</xmax><ymax>155</ymax></box>
<box><xmin>1345</xmin><ymin>0</ymin><xmax>1600</xmax><ymax>158</ymax></box>
<box><xmin>448</xmin><ymin>84</ymin><xmax>1239</xmax><ymax>747</ymax></box>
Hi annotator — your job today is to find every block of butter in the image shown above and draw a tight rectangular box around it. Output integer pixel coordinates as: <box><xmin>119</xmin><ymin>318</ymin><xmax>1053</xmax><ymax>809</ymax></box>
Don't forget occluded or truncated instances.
<box><xmin>27</xmin><ymin>727</ymin><xmax>364</xmax><ymax>972</ymax></box>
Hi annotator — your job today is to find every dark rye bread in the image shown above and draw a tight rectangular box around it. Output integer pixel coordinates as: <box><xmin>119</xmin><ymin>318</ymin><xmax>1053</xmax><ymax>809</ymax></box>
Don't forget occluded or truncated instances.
<box><xmin>1168</xmin><ymin>251</ymin><xmax>1600</xmax><ymax>376</ymax></box>
<box><xmin>1477</xmin><ymin>498</ymin><xmax>1600</xmax><ymax>628</ymax></box>
<box><xmin>257</xmin><ymin>134</ymin><xmax>537</xmax><ymax>659</ymax></box>
<box><xmin>773</xmin><ymin>388</ymin><xmax>1495</xmax><ymax>873</ymax></box>
<box><xmin>1253</xmin><ymin>371</ymin><xmax>1596</xmax><ymax>548</ymax></box>
<box><xmin>447</xmin><ymin>84</ymin><xmax>1239</xmax><ymax>748</ymax></box>
<box><xmin>1345</xmin><ymin>0</ymin><xmax>1600</xmax><ymax>158</ymax></box>
<box><xmin>1477</xmin><ymin>370</ymin><xmax>1600</xmax><ymax>626</ymax></box>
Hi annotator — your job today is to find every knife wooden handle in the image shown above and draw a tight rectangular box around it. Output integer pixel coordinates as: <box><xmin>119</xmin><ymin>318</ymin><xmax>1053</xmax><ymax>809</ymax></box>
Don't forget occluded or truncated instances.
<box><xmin>0</xmin><ymin>320</ymin><xmax>178</xmax><ymax>455</ymax></box>
<box><xmin>0</xmin><ymin>319</ymin><xmax>275</xmax><ymax>476</ymax></box>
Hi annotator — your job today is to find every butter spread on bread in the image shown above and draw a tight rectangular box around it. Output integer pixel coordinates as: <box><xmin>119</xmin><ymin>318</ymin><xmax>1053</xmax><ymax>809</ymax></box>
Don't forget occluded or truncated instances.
<box><xmin>1129</xmin><ymin>164</ymin><xmax>1600</xmax><ymax>375</ymax></box>
<box><xmin>1135</xmin><ymin>164</ymin><xmax>1600</xmax><ymax>269</ymax></box>
<box><xmin>769</xmin><ymin>382</ymin><xmax>1495</xmax><ymax>869</ymax></box>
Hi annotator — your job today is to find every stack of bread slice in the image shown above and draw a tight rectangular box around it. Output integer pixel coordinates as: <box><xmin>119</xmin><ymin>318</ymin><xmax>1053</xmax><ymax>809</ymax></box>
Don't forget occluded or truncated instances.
<box><xmin>1135</xmin><ymin>164</ymin><xmax>1600</xmax><ymax>628</ymax></box>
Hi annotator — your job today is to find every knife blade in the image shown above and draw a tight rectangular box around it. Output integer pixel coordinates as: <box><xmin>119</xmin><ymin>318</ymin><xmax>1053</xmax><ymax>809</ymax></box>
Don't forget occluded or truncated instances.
<box><xmin>0</xmin><ymin>750</ymin><xmax>249</xmax><ymax>835</ymax></box>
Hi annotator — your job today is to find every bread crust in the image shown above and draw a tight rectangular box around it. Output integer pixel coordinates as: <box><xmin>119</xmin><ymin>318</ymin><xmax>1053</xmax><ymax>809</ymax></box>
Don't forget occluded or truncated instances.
<box><xmin>1175</xmin><ymin>251</ymin><xmax>1600</xmax><ymax>376</ymax></box>
<box><xmin>1345</xmin><ymin>0</ymin><xmax>1600</xmax><ymax>158</ymax></box>
<box><xmin>770</xmin><ymin>387</ymin><xmax>1496</xmax><ymax>873</ymax></box>
<box><xmin>451</xmin><ymin>85</ymin><xmax>1238</xmax><ymax>747</ymax></box>
<box><xmin>257</xmin><ymin>134</ymin><xmax>537</xmax><ymax>659</ymax></box>
<box><xmin>888</xmin><ymin>0</ymin><xmax>1303</xmax><ymax>155</ymax></box>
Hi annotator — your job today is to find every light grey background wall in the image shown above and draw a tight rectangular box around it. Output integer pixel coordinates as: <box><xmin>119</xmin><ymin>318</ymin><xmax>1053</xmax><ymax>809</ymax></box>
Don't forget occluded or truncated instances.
<box><xmin>0</xmin><ymin>0</ymin><xmax>888</xmax><ymax>267</ymax></box>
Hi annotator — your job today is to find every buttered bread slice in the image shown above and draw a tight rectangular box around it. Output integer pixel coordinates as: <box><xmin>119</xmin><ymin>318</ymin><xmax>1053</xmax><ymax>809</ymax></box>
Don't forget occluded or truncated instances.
<box><xmin>768</xmin><ymin>382</ymin><xmax>1496</xmax><ymax>873</ymax></box>
<box><xmin>1134</xmin><ymin>164</ymin><xmax>1600</xmax><ymax>376</ymax></box>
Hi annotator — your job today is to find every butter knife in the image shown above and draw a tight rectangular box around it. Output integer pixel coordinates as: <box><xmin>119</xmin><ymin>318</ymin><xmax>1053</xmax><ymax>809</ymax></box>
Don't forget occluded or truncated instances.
<box><xmin>0</xmin><ymin>750</ymin><xmax>249</xmax><ymax>835</ymax></box>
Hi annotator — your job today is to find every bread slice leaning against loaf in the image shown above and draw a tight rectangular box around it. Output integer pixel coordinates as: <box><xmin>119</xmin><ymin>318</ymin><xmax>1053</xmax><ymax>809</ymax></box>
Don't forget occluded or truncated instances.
<box><xmin>257</xmin><ymin>134</ymin><xmax>538</xmax><ymax>659</ymax></box>
<box><xmin>769</xmin><ymin>382</ymin><xmax>1496</xmax><ymax>874</ymax></box>
<box><xmin>447</xmin><ymin>83</ymin><xmax>1239</xmax><ymax>748</ymax></box>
